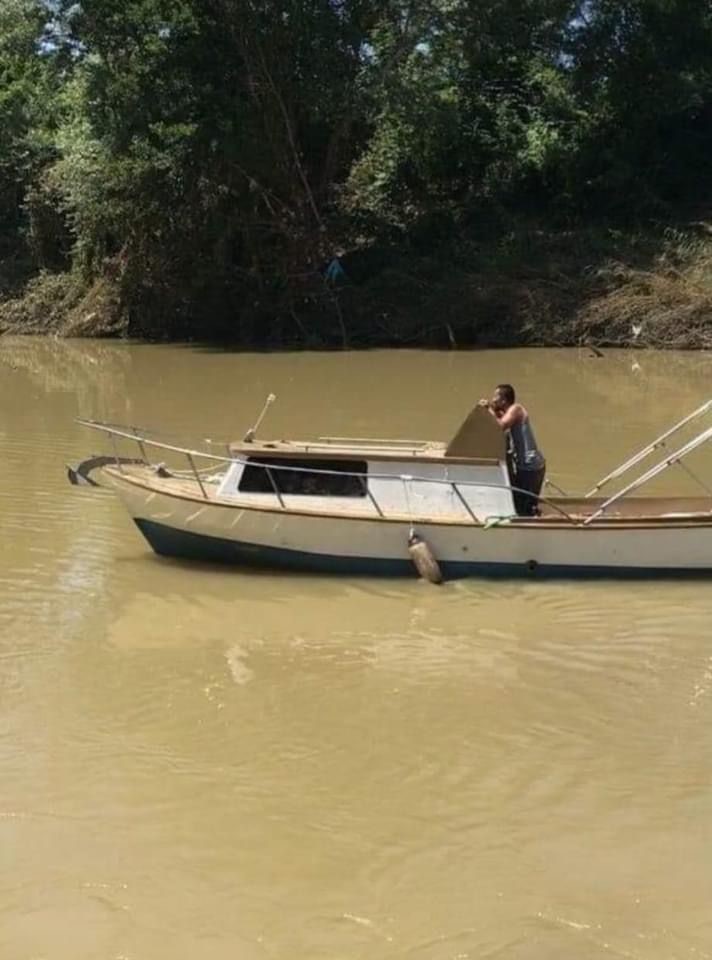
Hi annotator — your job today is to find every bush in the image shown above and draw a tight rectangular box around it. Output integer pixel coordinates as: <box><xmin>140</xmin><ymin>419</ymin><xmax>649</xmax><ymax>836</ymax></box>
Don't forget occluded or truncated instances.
<box><xmin>0</xmin><ymin>270</ymin><xmax>126</xmax><ymax>336</ymax></box>
<box><xmin>574</xmin><ymin>235</ymin><xmax>712</xmax><ymax>349</ymax></box>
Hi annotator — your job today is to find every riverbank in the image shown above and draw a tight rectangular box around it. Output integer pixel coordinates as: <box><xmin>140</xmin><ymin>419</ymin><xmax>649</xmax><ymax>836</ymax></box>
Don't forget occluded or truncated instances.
<box><xmin>3</xmin><ymin>220</ymin><xmax>712</xmax><ymax>349</ymax></box>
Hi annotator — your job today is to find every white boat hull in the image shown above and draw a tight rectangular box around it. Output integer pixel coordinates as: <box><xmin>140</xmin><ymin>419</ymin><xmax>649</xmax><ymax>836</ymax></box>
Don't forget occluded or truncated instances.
<box><xmin>107</xmin><ymin>472</ymin><xmax>712</xmax><ymax>577</ymax></box>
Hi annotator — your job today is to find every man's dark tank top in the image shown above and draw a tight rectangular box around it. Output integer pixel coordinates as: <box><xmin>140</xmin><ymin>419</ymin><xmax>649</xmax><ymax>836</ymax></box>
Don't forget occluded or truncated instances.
<box><xmin>508</xmin><ymin>415</ymin><xmax>545</xmax><ymax>471</ymax></box>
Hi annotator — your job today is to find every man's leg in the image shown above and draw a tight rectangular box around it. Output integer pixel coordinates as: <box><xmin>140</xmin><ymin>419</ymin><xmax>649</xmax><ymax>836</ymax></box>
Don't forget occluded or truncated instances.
<box><xmin>517</xmin><ymin>466</ymin><xmax>545</xmax><ymax>516</ymax></box>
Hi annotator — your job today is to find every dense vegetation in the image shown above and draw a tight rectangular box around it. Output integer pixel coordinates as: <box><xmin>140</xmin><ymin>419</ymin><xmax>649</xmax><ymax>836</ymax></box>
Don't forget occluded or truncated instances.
<box><xmin>2</xmin><ymin>0</ymin><xmax>712</xmax><ymax>346</ymax></box>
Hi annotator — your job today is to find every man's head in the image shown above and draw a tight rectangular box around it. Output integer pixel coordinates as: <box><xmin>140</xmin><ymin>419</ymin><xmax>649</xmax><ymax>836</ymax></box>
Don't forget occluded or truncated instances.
<box><xmin>492</xmin><ymin>383</ymin><xmax>515</xmax><ymax>412</ymax></box>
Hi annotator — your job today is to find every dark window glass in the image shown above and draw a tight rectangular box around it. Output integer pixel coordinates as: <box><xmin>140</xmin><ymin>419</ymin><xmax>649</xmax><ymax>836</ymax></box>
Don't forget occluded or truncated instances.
<box><xmin>238</xmin><ymin>458</ymin><xmax>367</xmax><ymax>497</ymax></box>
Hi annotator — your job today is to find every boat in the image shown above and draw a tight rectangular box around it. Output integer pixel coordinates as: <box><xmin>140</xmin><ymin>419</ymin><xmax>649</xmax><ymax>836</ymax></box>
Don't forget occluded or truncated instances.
<box><xmin>68</xmin><ymin>399</ymin><xmax>712</xmax><ymax>579</ymax></box>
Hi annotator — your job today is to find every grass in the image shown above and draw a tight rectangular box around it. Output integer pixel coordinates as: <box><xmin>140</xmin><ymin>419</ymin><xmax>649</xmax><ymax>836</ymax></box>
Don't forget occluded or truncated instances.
<box><xmin>0</xmin><ymin>270</ymin><xmax>125</xmax><ymax>337</ymax></box>
<box><xmin>574</xmin><ymin>232</ymin><xmax>712</xmax><ymax>349</ymax></box>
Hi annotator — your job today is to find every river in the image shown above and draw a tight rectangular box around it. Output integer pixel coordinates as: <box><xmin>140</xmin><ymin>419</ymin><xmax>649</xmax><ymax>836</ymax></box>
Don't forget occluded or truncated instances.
<box><xmin>2</xmin><ymin>337</ymin><xmax>712</xmax><ymax>959</ymax></box>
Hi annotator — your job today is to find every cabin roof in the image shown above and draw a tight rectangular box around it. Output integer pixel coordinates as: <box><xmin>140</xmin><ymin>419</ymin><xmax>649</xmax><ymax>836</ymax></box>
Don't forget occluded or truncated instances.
<box><xmin>227</xmin><ymin>438</ymin><xmax>501</xmax><ymax>466</ymax></box>
<box><xmin>229</xmin><ymin>405</ymin><xmax>506</xmax><ymax>465</ymax></box>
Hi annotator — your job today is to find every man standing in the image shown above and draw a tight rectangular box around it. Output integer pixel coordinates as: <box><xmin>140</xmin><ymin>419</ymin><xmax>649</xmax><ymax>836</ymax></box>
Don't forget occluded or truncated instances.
<box><xmin>479</xmin><ymin>384</ymin><xmax>546</xmax><ymax>516</ymax></box>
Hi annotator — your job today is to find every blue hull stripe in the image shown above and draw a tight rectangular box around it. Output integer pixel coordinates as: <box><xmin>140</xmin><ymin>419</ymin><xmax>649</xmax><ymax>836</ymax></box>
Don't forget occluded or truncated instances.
<box><xmin>134</xmin><ymin>519</ymin><xmax>712</xmax><ymax>579</ymax></box>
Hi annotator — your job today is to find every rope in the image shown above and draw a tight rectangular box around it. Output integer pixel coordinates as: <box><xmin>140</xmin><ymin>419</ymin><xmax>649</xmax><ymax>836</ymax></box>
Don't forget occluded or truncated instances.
<box><xmin>401</xmin><ymin>475</ymin><xmax>415</xmax><ymax>538</ymax></box>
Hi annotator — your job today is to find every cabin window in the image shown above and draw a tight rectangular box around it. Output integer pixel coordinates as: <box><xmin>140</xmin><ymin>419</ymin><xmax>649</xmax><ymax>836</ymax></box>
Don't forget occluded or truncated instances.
<box><xmin>239</xmin><ymin>458</ymin><xmax>367</xmax><ymax>497</ymax></box>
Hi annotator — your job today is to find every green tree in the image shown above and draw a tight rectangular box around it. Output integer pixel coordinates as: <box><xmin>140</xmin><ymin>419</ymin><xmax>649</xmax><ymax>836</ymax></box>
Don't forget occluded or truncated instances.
<box><xmin>5</xmin><ymin>0</ymin><xmax>712</xmax><ymax>341</ymax></box>
<box><xmin>44</xmin><ymin>0</ymin><xmax>379</xmax><ymax>337</ymax></box>
<box><xmin>0</xmin><ymin>0</ymin><xmax>57</xmax><ymax>285</ymax></box>
<box><xmin>563</xmin><ymin>0</ymin><xmax>712</xmax><ymax>210</ymax></box>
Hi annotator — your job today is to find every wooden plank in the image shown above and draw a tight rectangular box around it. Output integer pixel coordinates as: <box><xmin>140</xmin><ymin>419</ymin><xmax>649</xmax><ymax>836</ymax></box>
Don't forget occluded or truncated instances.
<box><xmin>445</xmin><ymin>405</ymin><xmax>506</xmax><ymax>460</ymax></box>
<box><xmin>317</xmin><ymin>436</ymin><xmax>432</xmax><ymax>446</ymax></box>
<box><xmin>228</xmin><ymin>442</ymin><xmax>496</xmax><ymax>466</ymax></box>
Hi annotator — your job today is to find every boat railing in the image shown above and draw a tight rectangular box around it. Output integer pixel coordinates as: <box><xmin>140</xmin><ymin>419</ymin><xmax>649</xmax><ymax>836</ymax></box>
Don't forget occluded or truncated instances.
<box><xmin>583</xmin><ymin>424</ymin><xmax>712</xmax><ymax>524</ymax></box>
<box><xmin>585</xmin><ymin>399</ymin><xmax>712</xmax><ymax>498</ymax></box>
<box><xmin>77</xmin><ymin>418</ymin><xmax>579</xmax><ymax>525</ymax></box>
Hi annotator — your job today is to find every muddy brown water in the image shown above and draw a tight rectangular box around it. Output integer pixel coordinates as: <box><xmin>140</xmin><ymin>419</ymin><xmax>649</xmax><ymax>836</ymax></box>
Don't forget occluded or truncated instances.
<box><xmin>2</xmin><ymin>337</ymin><xmax>712</xmax><ymax>959</ymax></box>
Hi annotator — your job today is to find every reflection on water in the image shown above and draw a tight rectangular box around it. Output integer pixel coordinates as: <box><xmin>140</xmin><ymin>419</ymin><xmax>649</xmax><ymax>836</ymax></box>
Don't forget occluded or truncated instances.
<box><xmin>1</xmin><ymin>336</ymin><xmax>712</xmax><ymax>959</ymax></box>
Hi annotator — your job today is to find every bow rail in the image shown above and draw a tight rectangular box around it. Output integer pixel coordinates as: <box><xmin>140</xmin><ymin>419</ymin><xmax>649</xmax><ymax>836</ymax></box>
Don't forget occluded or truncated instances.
<box><xmin>75</xmin><ymin>418</ymin><xmax>578</xmax><ymax>525</ymax></box>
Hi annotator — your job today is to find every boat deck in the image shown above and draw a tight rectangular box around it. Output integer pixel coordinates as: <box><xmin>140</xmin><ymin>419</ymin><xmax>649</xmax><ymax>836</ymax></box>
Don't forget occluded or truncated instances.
<box><xmin>103</xmin><ymin>463</ymin><xmax>712</xmax><ymax>525</ymax></box>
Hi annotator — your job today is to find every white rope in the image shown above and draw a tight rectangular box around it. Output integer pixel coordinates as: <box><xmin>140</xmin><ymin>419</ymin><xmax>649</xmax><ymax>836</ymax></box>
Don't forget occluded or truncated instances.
<box><xmin>401</xmin><ymin>474</ymin><xmax>415</xmax><ymax>537</ymax></box>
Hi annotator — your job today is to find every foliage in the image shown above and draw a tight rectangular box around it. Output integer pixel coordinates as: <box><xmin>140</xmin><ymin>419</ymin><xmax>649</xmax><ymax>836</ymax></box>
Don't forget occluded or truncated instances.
<box><xmin>2</xmin><ymin>0</ymin><xmax>712</xmax><ymax>342</ymax></box>
<box><xmin>574</xmin><ymin>233</ymin><xmax>712</xmax><ymax>348</ymax></box>
<box><xmin>0</xmin><ymin>0</ymin><xmax>58</xmax><ymax>279</ymax></box>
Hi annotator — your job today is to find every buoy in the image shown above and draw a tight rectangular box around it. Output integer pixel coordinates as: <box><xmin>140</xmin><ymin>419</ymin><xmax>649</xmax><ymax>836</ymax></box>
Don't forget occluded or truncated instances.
<box><xmin>408</xmin><ymin>532</ymin><xmax>444</xmax><ymax>584</ymax></box>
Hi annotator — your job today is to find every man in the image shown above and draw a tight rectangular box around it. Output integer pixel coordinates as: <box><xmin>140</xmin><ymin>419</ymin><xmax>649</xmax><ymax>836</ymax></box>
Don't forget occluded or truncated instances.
<box><xmin>479</xmin><ymin>384</ymin><xmax>546</xmax><ymax>516</ymax></box>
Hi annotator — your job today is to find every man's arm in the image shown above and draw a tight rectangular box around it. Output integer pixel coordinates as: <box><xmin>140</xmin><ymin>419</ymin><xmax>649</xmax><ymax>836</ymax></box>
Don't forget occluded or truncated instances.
<box><xmin>491</xmin><ymin>403</ymin><xmax>524</xmax><ymax>430</ymax></box>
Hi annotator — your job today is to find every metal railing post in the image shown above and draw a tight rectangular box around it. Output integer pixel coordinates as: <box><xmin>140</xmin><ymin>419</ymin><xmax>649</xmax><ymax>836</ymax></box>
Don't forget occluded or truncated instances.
<box><xmin>131</xmin><ymin>425</ymin><xmax>149</xmax><ymax>465</ymax></box>
<box><xmin>110</xmin><ymin>433</ymin><xmax>124</xmax><ymax>473</ymax></box>
<box><xmin>187</xmin><ymin>453</ymin><xmax>208</xmax><ymax>499</ymax></box>
<box><xmin>265</xmin><ymin>466</ymin><xmax>286</xmax><ymax>508</ymax></box>
<box><xmin>451</xmin><ymin>483</ymin><xmax>479</xmax><ymax>523</ymax></box>
<box><xmin>359</xmin><ymin>475</ymin><xmax>384</xmax><ymax>516</ymax></box>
